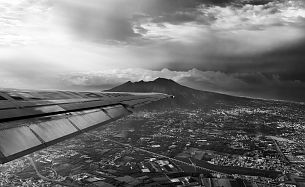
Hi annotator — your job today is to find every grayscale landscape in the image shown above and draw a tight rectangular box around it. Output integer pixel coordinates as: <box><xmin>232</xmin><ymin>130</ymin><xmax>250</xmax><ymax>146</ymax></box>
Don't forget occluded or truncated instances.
<box><xmin>1</xmin><ymin>78</ymin><xmax>304</xmax><ymax>186</ymax></box>
<box><xmin>0</xmin><ymin>0</ymin><xmax>305</xmax><ymax>186</ymax></box>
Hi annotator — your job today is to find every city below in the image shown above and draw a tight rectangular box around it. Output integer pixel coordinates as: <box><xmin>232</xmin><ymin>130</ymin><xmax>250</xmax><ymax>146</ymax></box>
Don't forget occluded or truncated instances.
<box><xmin>1</xmin><ymin>0</ymin><xmax>305</xmax><ymax>186</ymax></box>
<box><xmin>1</xmin><ymin>91</ymin><xmax>304</xmax><ymax>186</ymax></box>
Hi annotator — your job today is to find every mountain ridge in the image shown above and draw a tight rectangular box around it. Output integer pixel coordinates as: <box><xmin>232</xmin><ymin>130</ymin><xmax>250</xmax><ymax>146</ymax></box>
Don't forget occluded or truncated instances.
<box><xmin>106</xmin><ymin>78</ymin><xmax>252</xmax><ymax>109</ymax></box>
<box><xmin>109</xmin><ymin>77</ymin><xmax>223</xmax><ymax>95</ymax></box>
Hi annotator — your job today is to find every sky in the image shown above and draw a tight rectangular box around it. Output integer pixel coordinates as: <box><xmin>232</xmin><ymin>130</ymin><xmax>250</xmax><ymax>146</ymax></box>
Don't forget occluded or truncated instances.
<box><xmin>0</xmin><ymin>0</ymin><xmax>305</xmax><ymax>102</ymax></box>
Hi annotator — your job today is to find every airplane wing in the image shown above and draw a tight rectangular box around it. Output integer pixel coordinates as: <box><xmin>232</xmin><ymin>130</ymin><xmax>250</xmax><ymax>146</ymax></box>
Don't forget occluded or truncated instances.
<box><xmin>0</xmin><ymin>90</ymin><xmax>172</xmax><ymax>164</ymax></box>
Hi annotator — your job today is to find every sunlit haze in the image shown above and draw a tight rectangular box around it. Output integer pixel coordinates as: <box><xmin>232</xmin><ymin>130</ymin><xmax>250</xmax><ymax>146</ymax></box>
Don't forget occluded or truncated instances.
<box><xmin>1</xmin><ymin>0</ymin><xmax>305</xmax><ymax>101</ymax></box>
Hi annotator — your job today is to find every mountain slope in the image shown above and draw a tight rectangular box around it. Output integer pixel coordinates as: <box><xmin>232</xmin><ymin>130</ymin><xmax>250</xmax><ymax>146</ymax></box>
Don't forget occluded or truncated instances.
<box><xmin>107</xmin><ymin>78</ymin><xmax>251</xmax><ymax>109</ymax></box>
<box><xmin>107</xmin><ymin>78</ymin><xmax>254</xmax><ymax>108</ymax></box>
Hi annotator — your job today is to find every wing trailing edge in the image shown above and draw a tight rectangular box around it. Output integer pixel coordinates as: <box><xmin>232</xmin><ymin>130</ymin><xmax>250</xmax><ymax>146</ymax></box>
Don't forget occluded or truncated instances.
<box><xmin>0</xmin><ymin>90</ymin><xmax>171</xmax><ymax>164</ymax></box>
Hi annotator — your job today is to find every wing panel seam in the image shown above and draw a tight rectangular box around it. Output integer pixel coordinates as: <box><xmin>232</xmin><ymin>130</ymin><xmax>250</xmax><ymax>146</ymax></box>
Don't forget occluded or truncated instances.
<box><xmin>0</xmin><ymin>97</ymin><xmax>153</xmax><ymax>123</ymax></box>
<box><xmin>28</xmin><ymin>127</ymin><xmax>46</xmax><ymax>144</ymax></box>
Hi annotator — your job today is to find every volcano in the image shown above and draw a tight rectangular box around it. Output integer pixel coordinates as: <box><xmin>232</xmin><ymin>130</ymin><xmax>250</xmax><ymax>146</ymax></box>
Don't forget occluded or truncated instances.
<box><xmin>107</xmin><ymin>78</ymin><xmax>252</xmax><ymax>109</ymax></box>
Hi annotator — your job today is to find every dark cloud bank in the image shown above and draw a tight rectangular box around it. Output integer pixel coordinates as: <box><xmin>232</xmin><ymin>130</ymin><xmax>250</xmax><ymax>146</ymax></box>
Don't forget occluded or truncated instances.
<box><xmin>53</xmin><ymin>0</ymin><xmax>305</xmax><ymax>102</ymax></box>
<box><xmin>2</xmin><ymin>0</ymin><xmax>304</xmax><ymax>102</ymax></box>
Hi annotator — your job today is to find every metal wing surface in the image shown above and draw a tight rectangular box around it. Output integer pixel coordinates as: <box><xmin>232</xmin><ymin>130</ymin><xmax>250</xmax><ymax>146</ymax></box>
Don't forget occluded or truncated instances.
<box><xmin>0</xmin><ymin>90</ymin><xmax>171</xmax><ymax>164</ymax></box>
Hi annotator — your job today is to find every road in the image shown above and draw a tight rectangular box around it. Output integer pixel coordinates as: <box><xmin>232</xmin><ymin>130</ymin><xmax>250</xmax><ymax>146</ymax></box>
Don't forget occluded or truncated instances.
<box><xmin>272</xmin><ymin>139</ymin><xmax>290</xmax><ymax>164</ymax></box>
<box><xmin>87</xmin><ymin>133</ymin><xmax>281</xmax><ymax>179</ymax></box>
<box><xmin>87</xmin><ymin>133</ymin><xmax>223</xmax><ymax>174</ymax></box>
<box><xmin>86</xmin><ymin>133</ymin><xmax>280</xmax><ymax>185</ymax></box>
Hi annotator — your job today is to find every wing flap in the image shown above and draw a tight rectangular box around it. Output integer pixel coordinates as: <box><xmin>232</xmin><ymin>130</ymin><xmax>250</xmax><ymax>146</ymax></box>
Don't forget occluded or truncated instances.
<box><xmin>0</xmin><ymin>91</ymin><xmax>172</xmax><ymax>164</ymax></box>
<box><xmin>29</xmin><ymin>118</ymin><xmax>78</xmax><ymax>143</ymax></box>
<box><xmin>0</xmin><ymin>104</ymin><xmax>132</xmax><ymax>164</ymax></box>
<box><xmin>69</xmin><ymin>109</ymin><xmax>111</xmax><ymax>129</ymax></box>
<box><xmin>67</xmin><ymin>115</ymin><xmax>95</xmax><ymax>130</ymax></box>
<box><xmin>0</xmin><ymin>126</ymin><xmax>42</xmax><ymax>157</ymax></box>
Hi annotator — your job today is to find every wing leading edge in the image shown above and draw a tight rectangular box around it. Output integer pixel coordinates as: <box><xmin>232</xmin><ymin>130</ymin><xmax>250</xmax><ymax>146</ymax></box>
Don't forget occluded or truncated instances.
<box><xmin>0</xmin><ymin>90</ymin><xmax>172</xmax><ymax>164</ymax></box>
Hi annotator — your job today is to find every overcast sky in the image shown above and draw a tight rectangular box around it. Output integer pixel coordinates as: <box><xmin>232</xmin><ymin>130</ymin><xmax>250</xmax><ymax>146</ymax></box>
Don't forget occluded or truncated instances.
<box><xmin>0</xmin><ymin>0</ymin><xmax>305</xmax><ymax>102</ymax></box>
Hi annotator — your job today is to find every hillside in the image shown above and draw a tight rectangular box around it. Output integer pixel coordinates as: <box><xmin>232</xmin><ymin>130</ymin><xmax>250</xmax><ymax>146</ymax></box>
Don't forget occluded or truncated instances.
<box><xmin>106</xmin><ymin>78</ymin><xmax>252</xmax><ymax>110</ymax></box>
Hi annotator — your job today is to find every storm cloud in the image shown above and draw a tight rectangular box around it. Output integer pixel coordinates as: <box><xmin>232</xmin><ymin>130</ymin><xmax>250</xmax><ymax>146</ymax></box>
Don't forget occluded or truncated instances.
<box><xmin>0</xmin><ymin>0</ymin><xmax>305</xmax><ymax>102</ymax></box>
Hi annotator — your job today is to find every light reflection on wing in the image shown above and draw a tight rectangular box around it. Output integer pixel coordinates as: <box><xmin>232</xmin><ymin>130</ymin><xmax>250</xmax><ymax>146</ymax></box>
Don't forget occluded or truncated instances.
<box><xmin>0</xmin><ymin>90</ymin><xmax>171</xmax><ymax>164</ymax></box>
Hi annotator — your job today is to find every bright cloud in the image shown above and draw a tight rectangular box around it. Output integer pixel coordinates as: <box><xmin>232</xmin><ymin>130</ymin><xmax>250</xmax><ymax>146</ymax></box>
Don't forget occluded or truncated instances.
<box><xmin>202</xmin><ymin>1</ymin><xmax>305</xmax><ymax>30</ymax></box>
<box><xmin>0</xmin><ymin>0</ymin><xmax>305</xmax><ymax>102</ymax></box>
